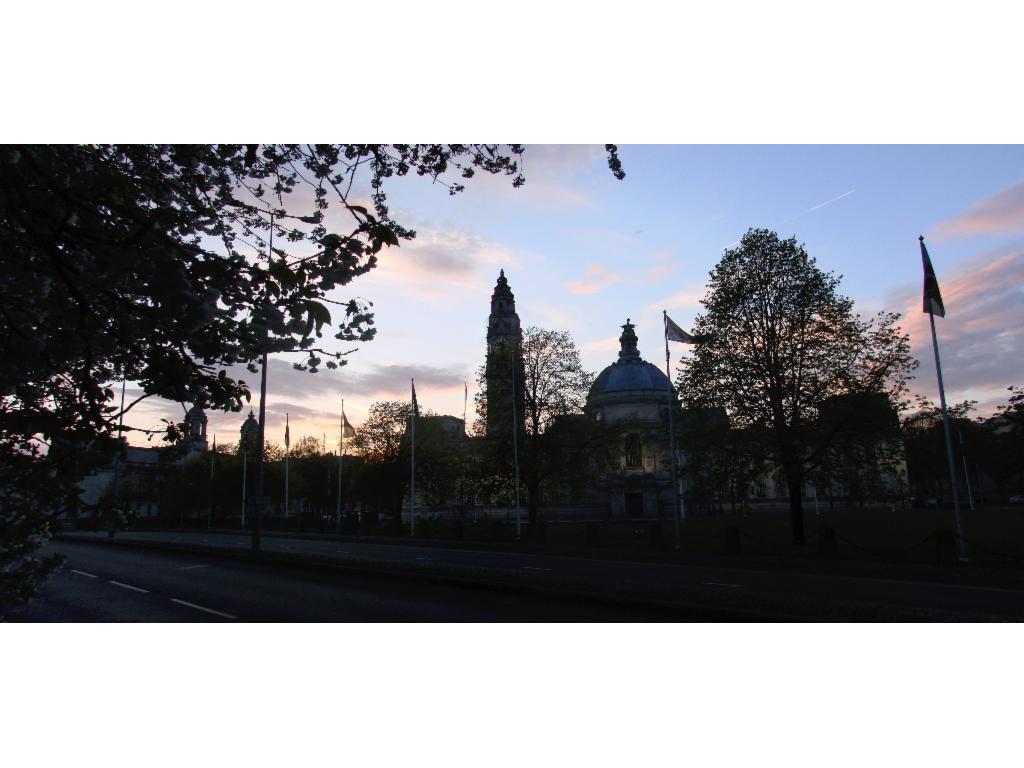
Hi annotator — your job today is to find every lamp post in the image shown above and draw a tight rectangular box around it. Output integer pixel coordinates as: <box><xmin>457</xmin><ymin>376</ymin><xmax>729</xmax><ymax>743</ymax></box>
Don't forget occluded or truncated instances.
<box><xmin>240</xmin><ymin>410</ymin><xmax>259</xmax><ymax>535</ymax></box>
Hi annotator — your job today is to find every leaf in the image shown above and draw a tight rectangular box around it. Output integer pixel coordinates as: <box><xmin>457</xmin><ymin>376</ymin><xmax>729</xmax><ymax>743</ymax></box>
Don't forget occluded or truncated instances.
<box><xmin>308</xmin><ymin>300</ymin><xmax>331</xmax><ymax>330</ymax></box>
<box><xmin>374</xmin><ymin>225</ymin><xmax>400</xmax><ymax>247</ymax></box>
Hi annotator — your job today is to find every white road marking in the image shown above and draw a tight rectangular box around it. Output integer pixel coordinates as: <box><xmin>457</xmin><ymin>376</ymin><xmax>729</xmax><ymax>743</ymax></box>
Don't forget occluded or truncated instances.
<box><xmin>523</xmin><ymin>566</ymin><xmax>553</xmax><ymax>572</ymax></box>
<box><xmin>109</xmin><ymin>580</ymin><xmax>149</xmax><ymax>593</ymax></box>
<box><xmin>170</xmin><ymin>599</ymin><xmax>237</xmax><ymax>620</ymax></box>
<box><xmin>71</xmin><ymin>569</ymin><xmax>98</xmax><ymax>578</ymax></box>
<box><xmin>415</xmin><ymin>556</ymin><xmax>431</xmax><ymax>561</ymax></box>
<box><xmin>702</xmin><ymin>582</ymin><xmax>742</xmax><ymax>588</ymax></box>
<box><xmin>175</xmin><ymin>564</ymin><xmax>211</xmax><ymax>571</ymax></box>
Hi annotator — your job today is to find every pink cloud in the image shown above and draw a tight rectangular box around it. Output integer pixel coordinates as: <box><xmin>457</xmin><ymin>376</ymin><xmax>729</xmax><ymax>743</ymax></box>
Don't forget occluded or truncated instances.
<box><xmin>582</xmin><ymin>335</ymin><xmax>621</xmax><ymax>355</ymax></box>
<box><xmin>366</xmin><ymin>228</ymin><xmax>520</xmax><ymax>304</ymax></box>
<box><xmin>564</xmin><ymin>263</ymin><xmax>624</xmax><ymax>295</ymax></box>
<box><xmin>639</xmin><ymin>249</ymin><xmax>678</xmax><ymax>283</ymax></box>
<box><xmin>644</xmin><ymin>283</ymin><xmax>707</xmax><ymax>315</ymax></box>
<box><xmin>932</xmin><ymin>178</ymin><xmax>1024</xmax><ymax>240</ymax></box>
<box><xmin>888</xmin><ymin>245</ymin><xmax>1024</xmax><ymax>414</ymax></box>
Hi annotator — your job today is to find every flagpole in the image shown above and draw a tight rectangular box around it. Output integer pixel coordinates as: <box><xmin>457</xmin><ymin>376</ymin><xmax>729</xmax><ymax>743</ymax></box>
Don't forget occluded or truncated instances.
<box><xmin>410</xmin><ymin>379</ymin><xmax>416</xmax><ymax>536</ymax></box>
<box><xmin>209</xmin><ymin>434</ymin><xmax>216</xmax><ymax>530</ymax></box>
<box><xmin>958</xmin><ymin>427</ymin><xmax>975</xmax><ymax>510</ymax></box>
<box><xmin>284</xmin><ymin>414</ymin><xmax>290</xmax><ymax>528</ymax></box>
<box><xmin>921</xmin><ymin>236</ymin><xmax>967</xmax><ymax>560</ymax></box>
<box><xmin>664</xmin><ymin>311</ymin><xmax>682</xmax><ymax>550</ymax></box>
<box><xmin>929</xmin><ymin>309</ymin><xmax>967</xmax><ymax>558</ymax></box>
<box><xmin>241</xmin><ymin>443</ymin><xmax>247</xmax><ymax>529</ymax></box>
<box><xmin>336</xmin><ymin>410</ymin><xmax>343</xmax><ymax>532</ymax></box>
<box><xmin>511</xmin><ymin>343</ymin><xmax>521</xmax><ymax>539</ymax></box>
<box><xmin>463</xmin><ymin>382</ymin><xmax>468</xmax><ymax>439</ymax></box>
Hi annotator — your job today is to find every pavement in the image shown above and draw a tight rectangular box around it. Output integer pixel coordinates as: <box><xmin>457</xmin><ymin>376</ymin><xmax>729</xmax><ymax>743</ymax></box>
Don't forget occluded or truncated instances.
<box><xmin>10</xmin><ymin>530</ymin><xmax>1024</xmax><ymax>620</ymax></box>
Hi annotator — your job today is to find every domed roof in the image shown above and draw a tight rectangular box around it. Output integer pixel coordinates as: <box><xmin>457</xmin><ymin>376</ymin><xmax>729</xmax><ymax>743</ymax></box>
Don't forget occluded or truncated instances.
<box><xmin>588</xmin><ymin>319</ymin><xmax>673</xmax><ymax>407</ymax></box>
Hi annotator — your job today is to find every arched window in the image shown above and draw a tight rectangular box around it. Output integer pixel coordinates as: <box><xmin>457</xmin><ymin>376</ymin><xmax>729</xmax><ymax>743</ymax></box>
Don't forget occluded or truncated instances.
<box><xmin>624</xmin><ymin>435</ymin><xmax>643</xmax><ymax>469</ymax></box>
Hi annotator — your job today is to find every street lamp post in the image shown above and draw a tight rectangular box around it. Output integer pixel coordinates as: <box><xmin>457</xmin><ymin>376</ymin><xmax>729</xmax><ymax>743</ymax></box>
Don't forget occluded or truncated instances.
<box><xmin>240</xmin><ymin>410</ymin><xmax>259</xmax><ymax>537</ymax></box>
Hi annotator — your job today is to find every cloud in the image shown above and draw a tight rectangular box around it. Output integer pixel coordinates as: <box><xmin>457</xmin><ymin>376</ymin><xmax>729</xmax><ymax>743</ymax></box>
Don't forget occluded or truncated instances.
<box><xmin>932</xmin><ymin>178</ymin><xmax>1024</xmax><ymax>240</ymax></box>
<box><xmin>638</xmin><ymin>249</ymin><xmax>678</xmax><ymax>283</ymax></box>
<box><xmin>564</xmin><ymin>263</ymin><xmax>624</xmax><ymax>295</ymax></box>
<box><xmin>645</xmin><ymin>283</ymin><xmax>708</xmax><ymax>315</ymax></box>
<box><xmin>582</xmin><ymin>335</ymin><xmax>621</xmax><ymax>355</ymax></box>
<box><xmin>886</xmin><ymin>244</ymin><xmax>1024</xmax><ymax>412</ymax></box>
<box><xmin>369</xmin><ymin>227</ymin><xmax>521</xmax><ymax>304</ymax></box>
<box><xmin>438</xmin><ymin>144</ymin><xmax>605</xmax><ymax>210</ymax></box>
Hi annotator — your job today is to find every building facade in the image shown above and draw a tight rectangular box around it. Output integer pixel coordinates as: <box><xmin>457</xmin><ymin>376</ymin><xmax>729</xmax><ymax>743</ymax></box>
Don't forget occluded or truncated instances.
<box><xmin>586</xmin><ymin>319</ymin><xmax>681</xmax><ymax>517</ymax></box>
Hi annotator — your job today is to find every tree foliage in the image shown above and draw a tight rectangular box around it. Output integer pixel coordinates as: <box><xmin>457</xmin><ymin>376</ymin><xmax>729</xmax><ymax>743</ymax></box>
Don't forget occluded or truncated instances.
<box><xmin>475</xmin><ymin>327</ymin><xmax>598</xmax><ymax>525</ymax></box>
<box><xmin>0</xmin><ymin>143</ymin><xmax>624</xmax><ymax>606</ymax></box>
<box><xmin>677</xmin><ymin>229</ymin><xmax>916</xmax><ymax>543</ymax></box>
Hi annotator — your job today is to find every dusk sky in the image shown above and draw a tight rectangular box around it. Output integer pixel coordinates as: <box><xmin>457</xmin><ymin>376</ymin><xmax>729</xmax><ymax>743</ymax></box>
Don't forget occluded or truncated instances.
<box><xmin>127</xmin><ymin>145</ymin><xmax>1024</xmax><ymax>448</ymax></box>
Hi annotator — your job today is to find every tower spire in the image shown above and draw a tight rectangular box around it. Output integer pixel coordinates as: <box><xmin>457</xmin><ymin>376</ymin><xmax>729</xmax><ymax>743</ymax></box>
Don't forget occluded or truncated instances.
<box><xmin>618</xmin><ymin>318</ymin><xmax>641</xmax><ymax>362</ymax></box>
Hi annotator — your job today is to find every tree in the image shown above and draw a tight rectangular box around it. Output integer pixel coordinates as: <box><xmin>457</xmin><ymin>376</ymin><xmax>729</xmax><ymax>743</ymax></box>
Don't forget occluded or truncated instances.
<box><xmin>289</xmin><ymin>435</ymin><xmax>325</xmax><ymax>459</ymax></box>
<box><xmin>677</xmin><ymin>229</ymin><xmax>916</xmax><ymax>544</ymax></box>
<box><xmin>0</xmin><ymin>144</ymin><xmax>625</xmax><ymax>607</ymax></box>
<box><xmin>351</xmin><ymin>401</ymin><xmax>421</xmax><ymax>464</ymax></box>
<box><xmin>348</xmin><ymin>400</ymin><xmax>419</xmax><ymax>518</ymax></box>
<box><xmin>476</xmin><ymin>327</ymin><xmax>596</xmax><ymax>527</ymax></box>
<box><xmin>983</xmin><ymin>386</ymin><xmax>1024</xmax><ymax>498</ymax></box>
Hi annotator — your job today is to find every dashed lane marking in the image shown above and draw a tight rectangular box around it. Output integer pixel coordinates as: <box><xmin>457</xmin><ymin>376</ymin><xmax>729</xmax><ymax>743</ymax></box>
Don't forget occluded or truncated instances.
<box><xmin>175</xmin><ymin>564</ymin><xmax>211</xmax><ymax>571</ymax></box>
<box><xmin>109</xmin><ymin>580</ymin><xmax>149</xmax><ymax>593</ymax></box>
<box><xmin>71</xmin><ymin>569</ymin><xmax>98</xmax><ymax>578</ymax></box>
<box><xmin>523</xmin><ymin>566</ymin><xmax>553</xmax><ymax>572</ymax></box>
<box><xmin>701</xmin><ymin>582</ymin><xmax>742</xmax><ymax>588</ymax></box>
<box><xmin>170</xmin><ymin>599</ymin><xmax>237</xmax><ymax>620</ymax></box>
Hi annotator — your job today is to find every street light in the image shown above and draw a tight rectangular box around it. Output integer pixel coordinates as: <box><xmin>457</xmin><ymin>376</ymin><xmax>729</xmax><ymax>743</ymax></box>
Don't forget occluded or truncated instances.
<box><xmin>240</xmin><ymin>410</ymin><xmax>259</xmax><ymax>533</ymax></box>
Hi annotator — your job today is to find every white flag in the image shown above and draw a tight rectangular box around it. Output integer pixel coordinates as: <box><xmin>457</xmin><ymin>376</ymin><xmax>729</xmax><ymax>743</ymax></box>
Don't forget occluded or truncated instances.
<box><xmin>341</xmin><ymin>408</ymin><xmax>356</xmax><ymax>439</ymax></box>
<box><xmin>665</xmin><ymin>313</ymin><xmax>699</xmax><ymax>344</ymax></box>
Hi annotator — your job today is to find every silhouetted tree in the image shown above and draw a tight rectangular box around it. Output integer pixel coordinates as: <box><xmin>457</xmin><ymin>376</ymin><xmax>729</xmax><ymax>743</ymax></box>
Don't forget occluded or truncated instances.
<box><xmin>476</xmin><ymin>327</ymin><xmax>596</xmax><ymax>527</ymax></box>
<box><xmin>1</xmin><ymin>144</ymin><xmax>624</xmax><ymax>605</ymax></box>
<box><xmin>677</xmin><ymin>229</ymin><xmax>916</xmax><ymax>544</ymax></box>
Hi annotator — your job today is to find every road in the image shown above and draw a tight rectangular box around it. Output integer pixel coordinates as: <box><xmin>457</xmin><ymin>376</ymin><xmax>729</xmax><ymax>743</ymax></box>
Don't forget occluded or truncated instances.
<box><xmin>10</xmin><ymin>532</ymin><xmax>1024</xmax><ymax>620</ymax></box>
<box><xmin>8</xmin><ymin>540</ymin><xmax>671</xmax><ymax>621</ymax></box>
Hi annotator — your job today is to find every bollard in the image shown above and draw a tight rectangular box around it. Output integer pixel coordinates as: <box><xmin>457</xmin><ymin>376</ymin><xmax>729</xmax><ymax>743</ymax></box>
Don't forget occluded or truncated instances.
<box><xmin>724</xmin><ymin>525</ymin><xmax>741</xmax><ymax>555</ymax></box>
<box><xmin>935</xmin><ymin>529</ymin><xmax>958</xmax><ymax>566</ymax></box>
<box><xmin>817</xmin><ymin>525</ymin><xmax>838</xmax><ymax>558</ymax></box>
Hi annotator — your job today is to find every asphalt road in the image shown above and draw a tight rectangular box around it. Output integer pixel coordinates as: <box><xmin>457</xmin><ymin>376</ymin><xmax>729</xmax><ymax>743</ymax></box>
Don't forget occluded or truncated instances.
<box><xmin>11</xmin><ymin>532</ymin><xmax>1024</xmax><ymax>619</ymax></box>
<box><xmin>8</xmin><ymin>540</ymin><xmax>674</xmax><ymax>621</ymax></box>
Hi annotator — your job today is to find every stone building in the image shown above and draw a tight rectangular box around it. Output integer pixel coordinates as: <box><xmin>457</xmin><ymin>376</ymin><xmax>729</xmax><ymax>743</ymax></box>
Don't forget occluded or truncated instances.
<box><xmin>586</xmin><ymin>319</ymin><xmax>680</xmax><ymax>517</ymax></box>
<box><xmin>75</xmin><ymin>402</ymin><xmax>211</xmax><ymax>517</ymax></box>
<box><xmin>484</xmin><ymin>269</ymin><xmax>524</xmax><ymax>438</ymax></box>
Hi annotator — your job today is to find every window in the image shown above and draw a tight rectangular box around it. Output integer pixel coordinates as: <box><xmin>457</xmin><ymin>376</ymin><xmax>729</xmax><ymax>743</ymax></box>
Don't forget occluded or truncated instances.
<box><xmin>624</xmin><ymin>435</ymin><xmax>643</xmax><ymax>469</ymax></box>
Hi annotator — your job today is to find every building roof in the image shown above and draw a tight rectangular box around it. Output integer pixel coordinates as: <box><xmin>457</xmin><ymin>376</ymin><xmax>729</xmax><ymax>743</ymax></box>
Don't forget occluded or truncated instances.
<box><xmin>587</xmin><ymin>320</ymin><xmax>673</xmax><ymax>408</ymax></box>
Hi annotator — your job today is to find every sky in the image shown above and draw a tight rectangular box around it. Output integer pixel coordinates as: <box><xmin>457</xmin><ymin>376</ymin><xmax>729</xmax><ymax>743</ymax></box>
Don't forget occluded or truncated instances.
<box><xmin>126</xmin><ymin>145</ymin><xmax>1024</xmax><ymax>448</ymax></box>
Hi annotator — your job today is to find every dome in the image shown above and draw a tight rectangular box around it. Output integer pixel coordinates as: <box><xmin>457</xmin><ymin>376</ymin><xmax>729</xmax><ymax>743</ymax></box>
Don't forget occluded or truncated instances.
<box><xmin>588</xmin><ymin>319</ymin><xmax>674</xmax><ymax>409</ymax></box>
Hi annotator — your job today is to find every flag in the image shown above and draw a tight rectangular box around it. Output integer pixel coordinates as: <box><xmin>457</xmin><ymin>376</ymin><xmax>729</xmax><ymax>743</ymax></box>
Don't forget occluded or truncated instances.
<box><xmin>284</xmin><ymin>413</ymin><xmax>290</xmax><ymax>449</ymax></box>
<box><xmin>665</xmin><ymin>313</ymin><xmax>698</xmax><ymax>343</ymax></box>
<box><xmin>920</xmin><ymin>236</ymin><xmax>946</xmax><ymax>317</ymax></box>
<box><xmin>340</xmin><ymin>408</ymin><xmax>356</xmax><ymax>439</ymax></box>
<box><xmin>411</xmin><ymin>378</ymin><xmax>418</xmax><ymax>415</ymax></box>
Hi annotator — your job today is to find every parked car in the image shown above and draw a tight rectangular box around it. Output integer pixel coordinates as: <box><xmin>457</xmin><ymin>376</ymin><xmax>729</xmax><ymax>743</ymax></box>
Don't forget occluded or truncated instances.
<box><xmin>1009</xmin><ymin>495</ymin><xmax>1024</xmax><ymax>504</ymax></box>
